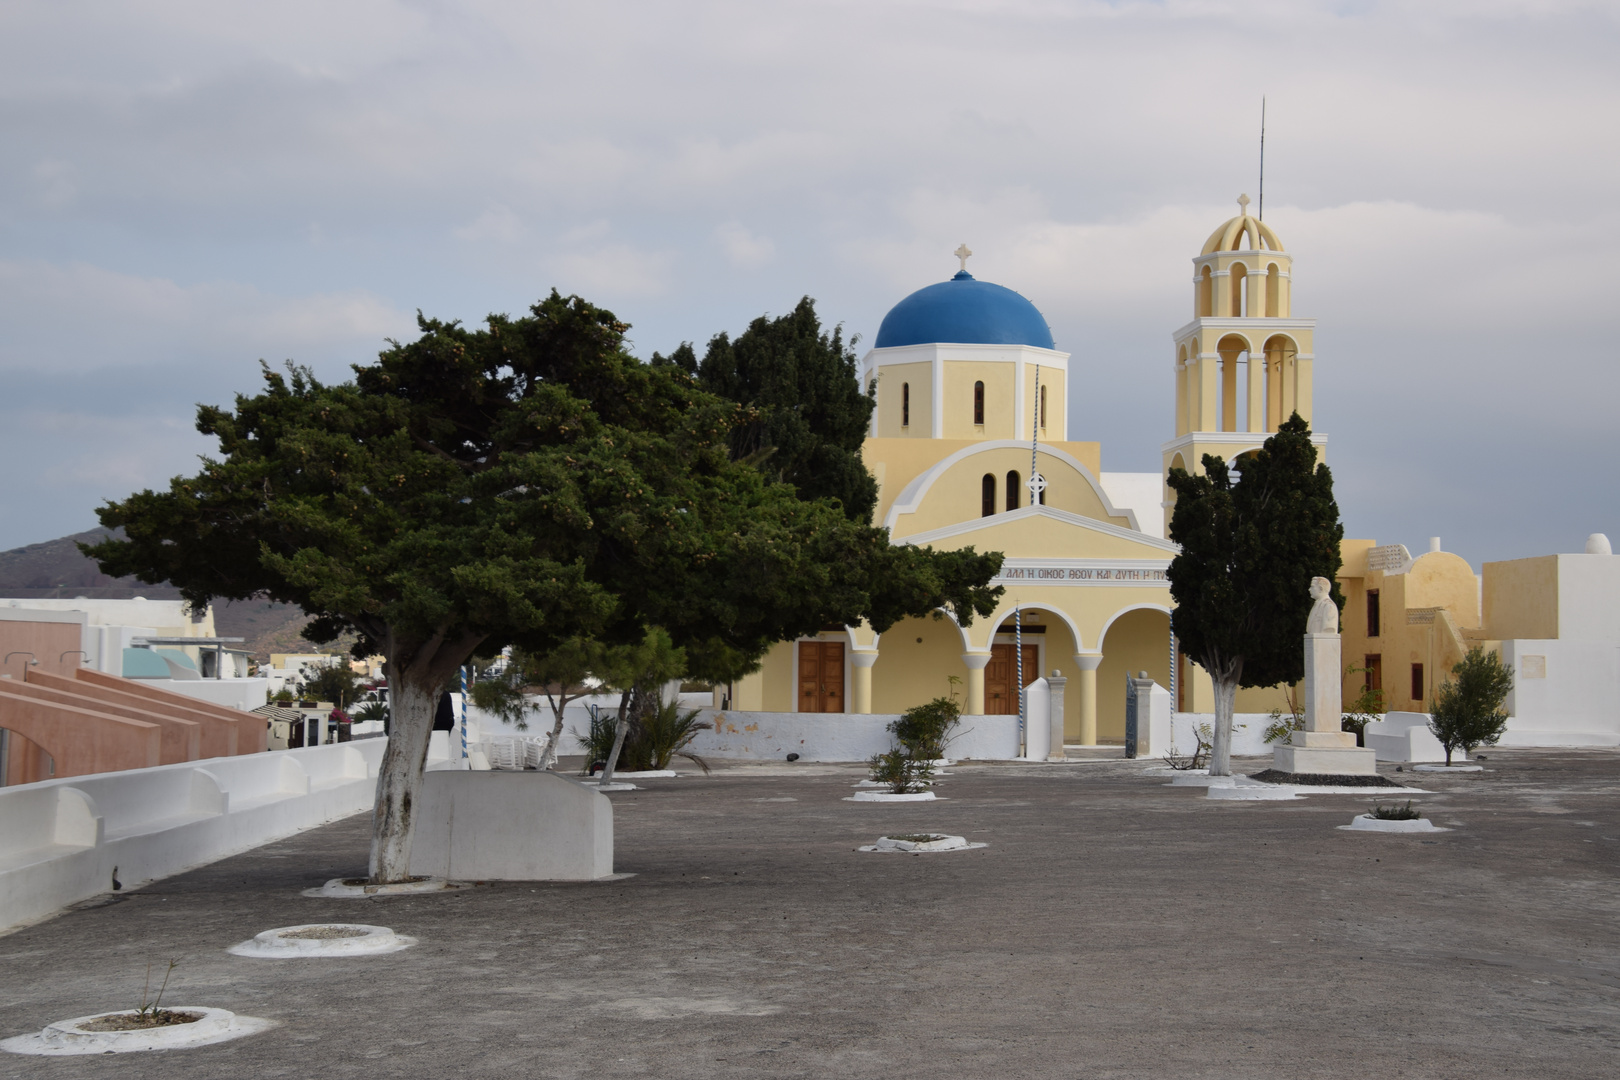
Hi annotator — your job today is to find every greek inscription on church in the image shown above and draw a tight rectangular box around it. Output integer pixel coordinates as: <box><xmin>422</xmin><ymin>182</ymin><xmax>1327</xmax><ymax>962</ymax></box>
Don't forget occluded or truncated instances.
<box><xmin>994</xmin><ymin>566</ymin><xmax>1168</xmax><ymax>583</ymax></box>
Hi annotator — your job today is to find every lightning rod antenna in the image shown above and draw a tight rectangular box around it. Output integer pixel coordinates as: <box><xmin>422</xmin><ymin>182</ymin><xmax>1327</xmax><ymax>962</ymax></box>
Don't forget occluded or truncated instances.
<box><xmin>1258</xmin><ymin>97</ymin><xmax>1266</xmax><ymax>221</ymax></box>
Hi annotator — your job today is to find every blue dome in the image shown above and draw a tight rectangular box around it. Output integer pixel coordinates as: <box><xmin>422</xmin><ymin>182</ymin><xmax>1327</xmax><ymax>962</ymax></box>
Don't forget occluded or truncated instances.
<box><xmin>874</xmin><ymin>271</ymin><xmax>1054</xmax><ymax>350</ymax></box>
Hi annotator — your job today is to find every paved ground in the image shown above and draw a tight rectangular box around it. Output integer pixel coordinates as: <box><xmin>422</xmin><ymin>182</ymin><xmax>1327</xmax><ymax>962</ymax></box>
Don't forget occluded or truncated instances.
<box><xmin>3</xmin><ymin>749</ymin><xmax>1619</xmax><ymax>1078</ymax></box>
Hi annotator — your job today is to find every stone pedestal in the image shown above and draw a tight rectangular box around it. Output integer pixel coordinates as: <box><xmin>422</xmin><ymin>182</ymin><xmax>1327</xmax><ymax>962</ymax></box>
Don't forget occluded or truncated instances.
<box><xmin>1045</xmin><ymin>675</ymin><xmax>1067</xmax><ymax>761</ymax></box>
<box><xmin>1272</xmin><ymin>631</ymin><xmax>1377</xmax><ymax>776</ymax></box>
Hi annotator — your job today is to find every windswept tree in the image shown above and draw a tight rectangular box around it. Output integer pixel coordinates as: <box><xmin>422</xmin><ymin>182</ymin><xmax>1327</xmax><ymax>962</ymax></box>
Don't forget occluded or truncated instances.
<box><xmin>86</xmin><ymin>292</ymin><xmax>1002</xmax><ymax>882</ymax></box>
<box><xmin>1166</xmin><ymin>415</ymin><xmax>1344</xmax><ymax>776</ymax></box>
<box><xmin>655</xmin><ymin>297</ymin><xmax>878</xmax><ymax>522</ymax></box>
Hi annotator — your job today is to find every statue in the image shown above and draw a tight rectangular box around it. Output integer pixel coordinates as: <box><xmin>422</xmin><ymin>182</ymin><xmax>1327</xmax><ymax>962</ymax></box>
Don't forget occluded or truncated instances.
<box><xmin>1305</xmin><ymin>576</ymin><xmax>1338</xmax><ymax>635</ymax></box>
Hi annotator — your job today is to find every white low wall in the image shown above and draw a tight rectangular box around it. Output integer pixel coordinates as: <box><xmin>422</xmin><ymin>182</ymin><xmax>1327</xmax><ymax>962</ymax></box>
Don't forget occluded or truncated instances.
<box><xmin>409</xmin><ymin>771</ymin><xmax>613</xmax><ymax>881</ymax></box>
<box><xmin>1166</xmin><ymin>712</ymin><xmax>1280</xmax><ymax>759</ymax></box>
<box><xmin>696</xmin><ymin>710</ymin><xmax>1023</xmax><ymax>762</ymax></box>
<box><xmin>0</xmin><ymin>740</ymin><xmax>386</xmax><ymax>933</ymax></box>
<box><xmin>1365</xmin><ymin>712</ymin><xmax>1452</xmax><ymax>763</ymax></box>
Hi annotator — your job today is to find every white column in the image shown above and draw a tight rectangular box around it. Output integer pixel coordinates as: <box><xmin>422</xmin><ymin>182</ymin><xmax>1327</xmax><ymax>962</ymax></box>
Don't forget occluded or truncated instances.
<box><xmin>850</xmin><ymin>650</ymin><xmax>878</xmax><ymax>714</ymax></box>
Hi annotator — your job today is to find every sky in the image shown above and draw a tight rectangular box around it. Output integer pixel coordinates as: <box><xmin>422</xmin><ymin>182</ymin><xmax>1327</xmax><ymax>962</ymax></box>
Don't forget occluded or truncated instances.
<box><xmin>2</xmin><ymin>0</ymin><xmax>1617</xmax><ymax>569</ymax></box>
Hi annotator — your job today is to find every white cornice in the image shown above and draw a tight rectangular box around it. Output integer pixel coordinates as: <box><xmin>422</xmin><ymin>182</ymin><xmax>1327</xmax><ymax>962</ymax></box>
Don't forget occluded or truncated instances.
<box><xmin>863</xmin><ymin>342</ymin><xmax>1070</xmax><ymax>369</ymax></box>
<box><xmin>1170</xmin><ymin>316</ymin><xmax>1316</xmax><ymax>340</ymax></box>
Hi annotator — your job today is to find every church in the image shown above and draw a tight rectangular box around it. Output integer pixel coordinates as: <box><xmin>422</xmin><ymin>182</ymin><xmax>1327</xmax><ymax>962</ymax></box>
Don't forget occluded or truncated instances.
<box><xmin>725</xmin><ymin>200</ymin><xmax>1316</xmax><ymax>741</ymax></box>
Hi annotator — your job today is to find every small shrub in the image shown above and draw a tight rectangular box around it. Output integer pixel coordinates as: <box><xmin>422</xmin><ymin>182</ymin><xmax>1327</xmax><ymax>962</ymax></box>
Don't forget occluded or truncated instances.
<box><xmin>888</xmin><ymin>696</ymin><xmax>961</xmax><ymax>761</ymax></box>
<box><xmin>867</xmin><ymin>749</ymin><xmax>934</xmax><ymax>794</ymax></box>
<box><xmin>1371</xmin><ymin>801</ymin><xmax>1420</xmax><ymax>821</ymax></box>
<box><xmin>572</xmin><ymin>708</ymin><xmax>620</xmax><ymax>774</ymax></box>
<box><xmin>1429</xmin><ymin>646</ymin><xmax>1513</xmax><ymax>765</ymax></box>
<box><xmin>1164</xmin><ymin>720</ymin><xmax>1212</xmax><ymax>771</ymax></box>
<box><xmin>1263</xmin><ymin>707</ymin><xmax>1303</xmax><ymax>745</ymax></box>
<box><xmin>638</xmin><ymin>700</ymin><xmax>713</xmax><ymax>774</ymax></box>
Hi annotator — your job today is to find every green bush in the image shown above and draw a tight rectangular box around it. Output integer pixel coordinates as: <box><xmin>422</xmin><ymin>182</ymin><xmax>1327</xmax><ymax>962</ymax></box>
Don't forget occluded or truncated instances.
<box><xmin>636</xmin><ymin>700</ymin><xmax>713</xmax><ymax>773</ymax></box>
<box><xmin>888</xmin><ymin>696</ymin><xmax>961</xmax><ymax>761</ymax></box>
<box><xmin>867</xmin><ymin>749</ymin><xmax>934</xmax><ymax>794</ymax></box>
<box><xmin>1371</xmin><ymin>801</ymin><xmax>1420</xmax><ymax>821</ymax></box>
<box><xmin>1429</xmin><ymin>646</ymin><xmax>1513</xmax><ymax>765</ymax></box>
<box><xmin>573</xmin><ymin>708</ymin><xmax>620</xmax><ymax>773</ymax></box>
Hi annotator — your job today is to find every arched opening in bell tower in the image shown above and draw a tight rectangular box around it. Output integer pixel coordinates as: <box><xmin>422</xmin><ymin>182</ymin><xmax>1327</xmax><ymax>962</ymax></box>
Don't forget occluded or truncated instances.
<box><xmin>1262</xmin><ymin>334</ymin><xmax>1299</xmax><ymax>431</ymax></box>
<box><xmin>1215</xmin><ymin>334</ymin><xmax>1252</xmax><ymax>432</ymax></box>
<box><xmin>1198</xmin><ymin>266</ymin><xmax>1212</xmax><ymax>317</ymax></box>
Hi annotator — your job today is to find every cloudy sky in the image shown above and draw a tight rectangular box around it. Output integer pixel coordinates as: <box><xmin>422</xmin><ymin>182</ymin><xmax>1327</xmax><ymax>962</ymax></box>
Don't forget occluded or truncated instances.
<box><xmin>2</xmin><ymin>0</ymin><xmax>1616</xmax><ymax>569</ymax></box>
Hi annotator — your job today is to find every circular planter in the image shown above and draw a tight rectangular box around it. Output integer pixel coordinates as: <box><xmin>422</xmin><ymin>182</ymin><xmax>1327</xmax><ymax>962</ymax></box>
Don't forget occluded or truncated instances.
<box><xmin>859</xmin><ymin>833</ymin><xmax>986</xmax><ymax>854</ymax></box>
<box><xmin>302</xmin><ymin>876</ymin><xmax>464</xmax><ymax>899</ymax></box>
<box><xmin>228</xmin><ymin>923</ymin><xmax>416</xmax><ymax>958</ymax></box>
<box><xmin>1</xmin><ymin>1007</ymin><xmax>275</xmax><ymax>1056</ymax></box>
<box><xmin>844</xmin><ymin>790</ymin><xmax>938</xmax><ymax>802</ymax></box>
<box><xmin>1339</xmin><ymin>813</ymin><xmax>1451</xmax><ymax>833</ymax></box>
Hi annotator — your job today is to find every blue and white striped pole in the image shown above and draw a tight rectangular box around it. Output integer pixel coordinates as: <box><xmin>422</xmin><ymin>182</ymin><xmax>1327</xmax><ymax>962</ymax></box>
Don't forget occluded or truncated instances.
<box><xmin>459</xmin><ymin>665</ymin><xmax>469</xmax><ymax>768</ymax></box>
<box><xmin>1015</xmin><ymin>605</ymin><xmax>1025</xmax><ymax>757</ymax></box>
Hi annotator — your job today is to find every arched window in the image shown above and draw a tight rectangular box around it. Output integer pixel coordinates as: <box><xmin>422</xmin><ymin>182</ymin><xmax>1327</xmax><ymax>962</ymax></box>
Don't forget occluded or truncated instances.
<box><xmin>1230</xmin><ymin>264</ymin><xmax>1247</xmax><ymax>317</ymax></box>
<box><xmin>901</xmin><ymin>382</ymin><xmax>910</xmax><ymax>428</ymax></box>
<box><xmin>1266</xmin><ymin>264</ymin><xmax>1281</xmax><ymax>317</ymax></box>
<box><xmin>981</xmin><ymin>474</ymin><xmax>996</xmax><ymax>517</ymax></box>
<box><xmin>973</xmin><ymin>381</ymin><xmax>985</xmax><ymax>425</ymax></box>
<box><xmin>1039</xmin><ymin>385</ymin><xmax>1047</xmax><ymax>431</ymax></box>
<box><xmin>1198</xmin><ymin>266</ymin><xmax>1213</xmax><ymax>317</ymax></box>
<box><xmin>1006</xmin><ymin>470</ymin><xmax>1020</xmax><ymax>512</ymax></box>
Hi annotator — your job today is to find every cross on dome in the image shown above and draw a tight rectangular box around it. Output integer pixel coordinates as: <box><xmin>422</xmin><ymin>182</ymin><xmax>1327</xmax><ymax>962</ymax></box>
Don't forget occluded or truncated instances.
<box><xmin>1237</xmin><ymin>193</ymin><xmax>1251</xmax><ymax>216</ymax></box>
<box><xmin>954</xmin><ymin>243</ymin><xmax>973</xmax><ymax>272</ymax></box>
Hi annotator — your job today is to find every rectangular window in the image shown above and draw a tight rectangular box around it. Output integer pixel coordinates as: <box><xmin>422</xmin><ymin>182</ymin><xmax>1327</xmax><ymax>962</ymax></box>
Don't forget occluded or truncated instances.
<box><xmin>973</xmin><ymin>381</ymin><xmax>985</xmax><ymax>425</ymax></box>
<box><xmin>1364</xmin><ymin>654</ymin><xmax>1382</xmax><ymax>693</ymax></box>
<box><xmin>1410</xmin><ymin>662</ymin><xmax>1424</xmax><ymax>704</ymax></box>
<box><xmin>901</xmin><ymin>383</ymin><xmax>909</xmax><ymax>428</ymax></box>
<box><xmin>1366</xmin><ymin>590</ymin><xmax>1380</xmax><ymax>637</ymax></box>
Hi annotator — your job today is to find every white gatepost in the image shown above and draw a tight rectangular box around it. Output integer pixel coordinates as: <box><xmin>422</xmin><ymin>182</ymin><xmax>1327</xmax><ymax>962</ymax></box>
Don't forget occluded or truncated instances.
<box><xmin>1023</xmin><ymin>678</ymin><xmax>1050</xmax><ymax>760</ymax></box>
<box><xmin>1045</xmin><ymin>672</ymin><xmax>1067</xmax><ymax>761</ymax></box>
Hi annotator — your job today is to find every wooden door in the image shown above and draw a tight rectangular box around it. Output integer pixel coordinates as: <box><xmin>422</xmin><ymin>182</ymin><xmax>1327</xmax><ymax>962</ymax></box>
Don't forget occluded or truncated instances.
<box><xmin>797</xmin><ymin>641</ymin><xmax>845</xmax><ymax>713</ymax></box>
<box><xmin>985</xmin><ymin>643</ymin><xmax>1039</xmax><ymax>714</ymax></box>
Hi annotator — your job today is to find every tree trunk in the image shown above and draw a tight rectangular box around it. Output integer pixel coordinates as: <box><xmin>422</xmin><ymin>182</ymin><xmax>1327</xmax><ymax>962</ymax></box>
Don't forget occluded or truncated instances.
<box><xmin>597</xmin><ymin>688</ymin><xmax>635</xmax><ymax>784</ymax></box>
<box><xmin>1208</xmin><ymin>673</ymin><xmax>1238</xmax><ymax>777</ymax></box>
<box><xmin>368</xmin><ymin>677</ymin><xmax>437</xmax><ymax>882</ymax></box>
<box><xmin>540</xmin><ymin>704</ymin><xmax>567</xmax><ymax>771</ymax></box>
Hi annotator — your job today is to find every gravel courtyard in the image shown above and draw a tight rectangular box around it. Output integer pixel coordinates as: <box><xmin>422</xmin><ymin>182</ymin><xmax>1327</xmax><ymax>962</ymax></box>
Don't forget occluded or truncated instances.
<box><xmin>2</xmin><ymin>749</ymin><xmax>1617</xmax><ymax>1079</ymax></box>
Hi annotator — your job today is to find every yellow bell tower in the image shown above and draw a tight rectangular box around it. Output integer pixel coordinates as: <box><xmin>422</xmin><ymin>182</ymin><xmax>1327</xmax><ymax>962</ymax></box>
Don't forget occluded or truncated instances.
<box><xmin>1161</xmin><ymin>195</ymin><xmax>1321</xmax><ymax>519</ymax></box>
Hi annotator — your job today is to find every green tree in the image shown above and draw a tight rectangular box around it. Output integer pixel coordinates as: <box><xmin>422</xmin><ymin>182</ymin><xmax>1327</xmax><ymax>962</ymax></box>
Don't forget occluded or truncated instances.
<box><xmin>1428</xmin><ymin>646</ymin><xmax>1513</xmax><ymax>765</ymax></box>
<box><xmin>302</xmin><ymin>661</ymin><xmax>361</xmax><ymax>709</ymax></box>
<box><xmin>656</xmin><ymin>297</ymin><xmax>878</xmax><ymax>522</ymax></box>
<box><xmin>1166</xmin><ymin>415</ymin><xmax>1344</xmax><ymax>776</ymax></box>
<box><xmin>85</xmin><ymin>291</ymin><xmax>1002</xmax><ymax>882</ymax></box>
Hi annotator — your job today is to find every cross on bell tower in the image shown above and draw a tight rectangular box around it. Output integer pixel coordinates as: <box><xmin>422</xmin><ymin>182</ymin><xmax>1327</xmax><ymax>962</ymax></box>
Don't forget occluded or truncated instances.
<box><xmin>954</xmin><ymin>244</ymin><xmax>973</xmax><ymax>272</ymax></box>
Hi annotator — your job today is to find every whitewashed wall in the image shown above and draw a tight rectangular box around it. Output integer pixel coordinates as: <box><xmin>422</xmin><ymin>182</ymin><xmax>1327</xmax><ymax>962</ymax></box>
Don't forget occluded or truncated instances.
<box><xmin>0</xmin><ymin>740</ymin><xmax>389</xmax><ymax>933</ymax></box>
<box><xmin>1499</xmin><ymin>639</ymin><xmax>1620</xmax><ymax>746</ymax></box>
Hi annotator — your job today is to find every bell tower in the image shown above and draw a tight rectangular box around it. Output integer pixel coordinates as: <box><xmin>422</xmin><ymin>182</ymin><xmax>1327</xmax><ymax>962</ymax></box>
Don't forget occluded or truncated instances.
<box><xmin>1160</xmin><ymin>196</ymin><xmax>1321</xmax><ymax>523</ymax></box>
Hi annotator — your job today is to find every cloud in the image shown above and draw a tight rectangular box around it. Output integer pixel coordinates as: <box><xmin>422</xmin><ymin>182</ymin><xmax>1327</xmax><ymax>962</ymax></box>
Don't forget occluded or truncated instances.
<box><xmin>715</xmin><ymin>222</ymin><xmax>775</xmax><ymax>268</ymax></box>
<box><xmin>0</xmin><ymin>260</ymin><xmax>414</xmax><ymax>375</ymax></box>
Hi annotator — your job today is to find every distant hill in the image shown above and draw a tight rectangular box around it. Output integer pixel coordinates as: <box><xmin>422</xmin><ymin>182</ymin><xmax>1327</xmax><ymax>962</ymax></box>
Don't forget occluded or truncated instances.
<box><xmin>0</xmin><ymin>528</ymin><xmax>313</xmax><ymax>661</ymax></box>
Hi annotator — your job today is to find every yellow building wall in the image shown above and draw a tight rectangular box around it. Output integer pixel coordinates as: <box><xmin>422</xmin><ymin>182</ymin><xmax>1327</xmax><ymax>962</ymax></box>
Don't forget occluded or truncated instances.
<box><xmin>867</xmin><ymin>438</ymin><xmax>1104</xmax><ymax>526</ymax></box>
<box><xmin>941</xmin><ymin>361</ymin><xmax>1015</xmax><ymax>440</ymax></box>
<box><xmin>1482</xmin><ymin>556</ymin><xmax>1559</xmax><ymax>640</ymax></box>
<box><xmin>870</xmin><ymin>615</ymin><xmax>968</xmax><ymax>715</ymax></box>
<box><xmin>1096</xmin><ymin>608</ymin><xmax>1172</xmax><ymax>741</ymax></box>
<box><xmin>873</xmin><ymin>361</ymin><xmax>933</xmax><ymax>438</ymax></box>
<box><xmin>886</xmin><ymin>450</ymin><xmax>1133</xmax><ymax>539</ymax></box>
